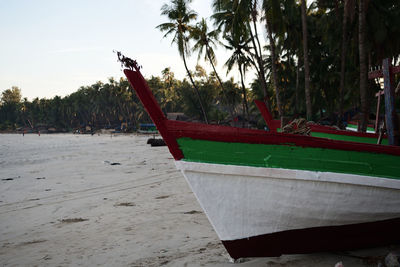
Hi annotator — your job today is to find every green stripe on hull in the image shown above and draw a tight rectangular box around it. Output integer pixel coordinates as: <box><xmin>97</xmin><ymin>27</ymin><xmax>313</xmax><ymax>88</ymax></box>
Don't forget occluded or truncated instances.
<box><xmin>276</xmin><ymin>128</ymin><xmax>385</xmax><ymax>144</ymax></box>
<box><xmin>177</xmin><ymin>138</ymin><xmax>400</xmax><ymax>180</ymax></box>
<box><xmin>310</xmin><ymin>132</ymin><xmax>388</xmax><ymax>145</ymax></box>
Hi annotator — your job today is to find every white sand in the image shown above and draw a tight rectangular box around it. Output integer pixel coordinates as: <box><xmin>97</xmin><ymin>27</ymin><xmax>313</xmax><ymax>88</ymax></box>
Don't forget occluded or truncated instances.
<box><xmin>0</xmin><ymin>133</ymin><xmax>397</xmax><ymax>266</ymax></box>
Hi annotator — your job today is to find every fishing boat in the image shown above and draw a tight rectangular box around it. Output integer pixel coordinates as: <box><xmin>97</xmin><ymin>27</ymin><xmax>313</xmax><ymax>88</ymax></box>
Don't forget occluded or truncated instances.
<box><xmin>123</xmin><ymin>64</ymin><xmax>400</xmax><ymax>260</ymax></box>
<box><xmin>138</xmin><ymin>123</ymin><xmax>158</xmax><ymax>134</ymax></box>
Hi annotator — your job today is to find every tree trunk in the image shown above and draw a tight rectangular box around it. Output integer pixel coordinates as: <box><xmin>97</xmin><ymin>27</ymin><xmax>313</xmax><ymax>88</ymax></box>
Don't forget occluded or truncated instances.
<box><xmin>301</xmin><ymin>0</ymin><xmax>312</xmax><ymax>120</ymax></box>
<box><xmin>295</xmin><ymin>58</ymin><xmax>300</xmax><ymax>114</ymax></box>
<box><xmin>358</xmin><ymin>0</ymin><xmax>368</xmax><ymax>132</ymax></box>
<box><xmin>206</xmin><ymin>45</ymin><xmax>235</xmax><ymax>122</ymax></box>
<box><xmin>266</xmin><ymin>15</ymin><xmax>283</xmax><ymax>120</ymax></box>
<box><xmin>247</xmin><ymin>22</ymin><xmax>272</xmax><ymax>112</ymax></box>
<box><xmin>182</xmin><ymin>52</ymin><xmax>209</xmax><ymax>124</ymax></box>
<box><xmin>339</xmin><ymin>0</ymin><xmax>349</xmax><ymax>127</ymax></box>
<box><xmin>238</xmin><ymin>65</ymin><xmax>250</xmax><ymax>127</ymax></box>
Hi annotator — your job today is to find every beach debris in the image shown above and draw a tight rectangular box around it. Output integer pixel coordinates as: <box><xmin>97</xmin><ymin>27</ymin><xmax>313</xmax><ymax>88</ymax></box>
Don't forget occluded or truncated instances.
<box><xmin>45</xmin><ymin>189</ymin><xmax>51</xmax><ymax>191</ymax></box>
<box><xmin>103</xmin><ymin>160</ymin><xmax>121</xmax><ymax>166</ymax></box>
<box><xmin>334</xmin><ymin>261</ymin><xmax>344</xmax><ymax>267</ymax></box>
<box><xmin>183</xmin><ymin>210</ymin><xmax>203</xmax><ymax>215</ymax></box>
<box><xmin>19</xmin><ymin>239</ymin><xmax>47</xmax><ymax>246</ymax></box>
<box><xmin>41</xmin><ymin>254</ymin><xmax>52</xmax><ymax>261</ymax></box>
<box><xmin>36</xmin><ymin>177</ymin><xmax>46</xmax><ymax>180</ymax></box>
<box><xmin>114</xmin><ymin>202</ymin><xmax>136</xmax><ymax>207</ymax></box>
<box><xmin>2</xmin><ymin>176</ymin><xmax>20</xmax><ymax>181</ymax></box>
<box><xmin>147</xmin><ymin>138</ymin><xmax>166</xmax><ymax>147</ymax></box>
<box><xmin>59</xmin><ymin>218</ymin><xmax>89</xmax><ymax>223</ymax></box>
<box><xmin>385</xmin><ymin>253</ymin><xmax>400</xmax><ymax>267</ymax></box>
<box><xmin>155</xmin><ymin>195</ymin><xmax>170</xmax><ymax>200</ymax></box>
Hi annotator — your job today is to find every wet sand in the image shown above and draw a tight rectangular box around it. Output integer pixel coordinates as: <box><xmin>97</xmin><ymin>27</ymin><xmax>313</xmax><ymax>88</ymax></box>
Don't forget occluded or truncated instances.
<box><xmin>0</xmin><ymin>134</ymin><xmax>397</xmax><ymax>266</ymax></box>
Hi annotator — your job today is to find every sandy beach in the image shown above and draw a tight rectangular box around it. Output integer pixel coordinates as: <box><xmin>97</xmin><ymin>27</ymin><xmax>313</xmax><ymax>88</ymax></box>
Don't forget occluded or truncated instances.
<box><xmin>0</xmin><ymin>133</ymin><xmax>398</xmax><ymax>266</ymax></box>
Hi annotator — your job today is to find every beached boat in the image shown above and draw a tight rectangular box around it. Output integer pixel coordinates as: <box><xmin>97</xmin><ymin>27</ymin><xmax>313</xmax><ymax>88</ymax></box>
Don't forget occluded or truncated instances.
<box><xmin>137</xmin><ymin>123</ymin><xmax>158</xmax><ymax>134</ymax></box>
<box><xmin>123</xmin><ymin>66</ymin><xmax>400</xmax><ymax>260</ymax></box>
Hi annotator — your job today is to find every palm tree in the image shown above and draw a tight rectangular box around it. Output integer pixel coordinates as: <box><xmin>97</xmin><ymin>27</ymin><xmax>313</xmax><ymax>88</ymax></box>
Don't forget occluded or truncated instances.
<box><xmin>300</xmin><ymin>0</ymin><xmax>312</xmax><ymax>120</ymax></box>
<box><xmin>157</xmin><ymin>0</ymin><xmax>209</xmax><ymax>123</ymax></box>
<box><xmin>191</xmin><ymin>18</ymin><xmax>235</xmax><ymax>121</ymax></box>
<box><xmin>224</xmin><ymin>33</ymin><xmax>252</xmax><ymax>126</ymax></box>
<box><xmin>339</xmin><ymin>0</ymin><xmax>349</xmax><ymax>126</ymax></box>
<box><xmin>264</xmin><ymin>2</ymin><xmax>283</xmax><ymax>120</ymax></box>
<box><xmin>212</xmin><ymin>0</ymin><xmax>272</xmax><ymax>111</ymax></box>
<box><xmin>358</xmin><ymin>0</ymin><xmax>368</xmax><ymax>132</ymax></box>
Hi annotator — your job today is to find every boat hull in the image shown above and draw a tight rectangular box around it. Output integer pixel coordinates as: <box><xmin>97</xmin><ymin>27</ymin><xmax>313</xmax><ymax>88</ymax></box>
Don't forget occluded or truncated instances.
<box><xmin>176</xmin><ymin>161</ymin><xmax>400</xmax><ymax>259</ymax></box>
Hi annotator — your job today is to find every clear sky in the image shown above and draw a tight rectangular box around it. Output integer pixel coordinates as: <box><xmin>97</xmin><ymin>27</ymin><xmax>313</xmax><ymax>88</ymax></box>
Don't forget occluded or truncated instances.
<box><xmin>0</xmin><ymin>0</ymin><xmax>255</xmax><ymax>100</ymax></box>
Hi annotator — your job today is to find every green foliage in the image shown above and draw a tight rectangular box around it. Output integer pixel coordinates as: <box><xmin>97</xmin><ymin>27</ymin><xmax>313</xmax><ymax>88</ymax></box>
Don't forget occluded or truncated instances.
<box><xmin>0</xmin><ymin>69</ymin><xmax>246</xmax><ymax>131</ymax></box>
<box><xmin>1</xmin><ymin>86</ymin><xmax>22</xmax><ymax>105</ymax></box>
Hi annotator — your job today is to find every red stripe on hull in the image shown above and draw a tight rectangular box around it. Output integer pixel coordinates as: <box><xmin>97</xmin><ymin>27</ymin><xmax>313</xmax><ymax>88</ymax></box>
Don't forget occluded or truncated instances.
<box><xmin>222</xmin><ymin>217</ymin><xmax>400</xmax><ymax>259</ymax></box>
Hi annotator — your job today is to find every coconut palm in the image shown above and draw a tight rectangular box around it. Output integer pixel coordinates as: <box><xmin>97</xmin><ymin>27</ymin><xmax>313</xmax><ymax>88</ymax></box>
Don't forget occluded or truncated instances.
<box><xmin>224</xmin><ymin>33</ymin><xmax>252</xmax><ymax>126</ymax></box>
<box><xmin>338</xmin><ymin>0</ymin><xmax>353</xmax><ymax>126</ymax></box>
<box><xmin>212</xmin><ymin>0</ymin><xmax>272</xmax><ymax>112</ymax></box>
<box><xmin>157</xmin><ymin>0</ymin><xmax>209</xmax><ymax>123</ymax></box>
<box><xmin>191</xmin><ymin>18</ymin><xmax>235</xmax><ymax>121</ymax></box>
<box><xmin>358</xmin><ymin>0</ymin><xmax>368</xmax><ymax>132</ymax></box>
<box><xmin>301</xmin><ymin>0</ymin><xmax>312</xmax><ymax>120</ymax></box>
<box><xmin>263</xmin><ymin>0</ymin><xmax>284</xmax><ymax>120</ymax></box>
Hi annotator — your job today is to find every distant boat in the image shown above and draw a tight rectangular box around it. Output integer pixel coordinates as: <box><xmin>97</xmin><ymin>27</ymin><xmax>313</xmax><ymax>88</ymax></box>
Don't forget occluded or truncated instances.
<box><xmin>138</xmin><ymin>123</ymin><xmax>158</xmax><ymax>134</ymax></box>
<box><xmin>124</xmin><ymin>67</ymin><xmax>400</xmax><ymax>260</ymax></box>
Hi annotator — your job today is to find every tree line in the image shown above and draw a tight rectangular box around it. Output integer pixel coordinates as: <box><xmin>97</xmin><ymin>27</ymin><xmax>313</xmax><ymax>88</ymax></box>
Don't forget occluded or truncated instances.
<box><xmin>0</xmin><ymin>68</ymin><xmax>258</xmax><ymax>132</ymax></box>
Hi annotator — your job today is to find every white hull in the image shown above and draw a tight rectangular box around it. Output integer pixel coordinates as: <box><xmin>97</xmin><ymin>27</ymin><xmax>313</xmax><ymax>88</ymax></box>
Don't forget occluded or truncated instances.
<box><xmin>175</xmin><ymin>161</ymin><xmax>400</xmax><ymax>241</ymax></box>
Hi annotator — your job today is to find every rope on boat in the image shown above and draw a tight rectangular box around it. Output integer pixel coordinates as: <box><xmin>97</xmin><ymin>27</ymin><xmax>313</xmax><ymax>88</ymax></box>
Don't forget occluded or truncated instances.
<box><xmin>282</xmin><ymin>118</ymin><xmax>311</xmax><ymax>136</ymax></box>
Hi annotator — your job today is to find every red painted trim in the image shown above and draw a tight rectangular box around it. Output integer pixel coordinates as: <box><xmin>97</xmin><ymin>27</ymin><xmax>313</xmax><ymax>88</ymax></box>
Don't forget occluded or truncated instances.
<box><xmin>254</xmin><ymin>100</ymin><xmax>279</xmax><ymax>131</ymax></box>
<box><xmin>164</xmin><ymin>120</ymin><xmax>400</xmax><ymax>156</ymax></box>
<box><xmin>392</xmin><ymin>65</ymin><xmax>400</xmax><ymax>74</ymax></box>
<box><xmin>368</xmin><ymin>65</ymin><xmax>400</xmax><ymax>79</ymax></box>
<box><xmin>254</xmin><ymin>99</ymin><xmax>384</xmax><ymax>139</ymax></box>
<box><xmin>368</xmin><ymin>69</ymin><xmax>383</xmax><ymax>79</ymax></box>
<box><xmin>124</xmin><ymin>69</ymin><xmax>400</xmax><ymax>158</ymax></box>
<box><xmin>124</xmin><ymin>70</ymin><xmax>183</xmax><ymax>160</ymax></box>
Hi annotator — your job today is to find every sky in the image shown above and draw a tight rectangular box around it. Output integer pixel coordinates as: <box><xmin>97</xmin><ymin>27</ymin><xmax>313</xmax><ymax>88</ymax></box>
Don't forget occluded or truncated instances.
<box><xmin>0</xmin><ymin>0</ymin><xmax>259</xmax><ymax>100</ymax></box>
